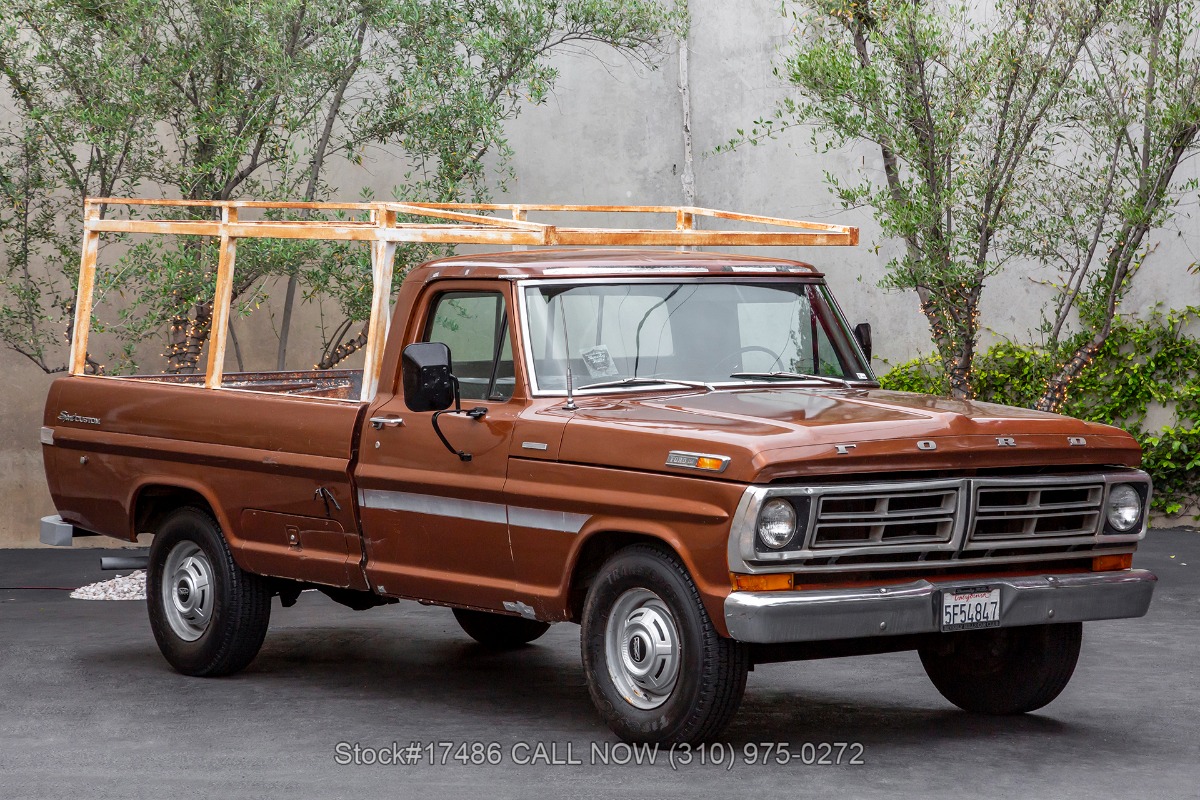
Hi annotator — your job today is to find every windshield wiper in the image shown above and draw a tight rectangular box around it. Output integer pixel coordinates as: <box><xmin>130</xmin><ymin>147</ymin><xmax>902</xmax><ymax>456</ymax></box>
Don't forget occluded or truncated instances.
<box><xmin>729</xmin><ymin>371</ymin><xmax>853</xmax><ymax>388</ymax></box>
<box><xmin>578</xmin><ymin>377</ymin><xmax>713</xmax><ymax>392</ymax></box>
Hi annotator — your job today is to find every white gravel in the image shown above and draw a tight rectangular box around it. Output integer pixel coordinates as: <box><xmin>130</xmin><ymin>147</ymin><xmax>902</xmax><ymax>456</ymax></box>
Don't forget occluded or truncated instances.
<box><xmin>70</xmin><ymin>570</ymin><xmax>147</xmax><ymax>601</ymax></box>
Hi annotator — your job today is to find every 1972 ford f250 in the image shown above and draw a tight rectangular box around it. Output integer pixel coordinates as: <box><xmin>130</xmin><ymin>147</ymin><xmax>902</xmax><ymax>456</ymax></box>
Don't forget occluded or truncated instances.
<box><xmin>41</xmin><ymin>200</ymin><xmax>1156</xmax><ymax>744</ymax></box>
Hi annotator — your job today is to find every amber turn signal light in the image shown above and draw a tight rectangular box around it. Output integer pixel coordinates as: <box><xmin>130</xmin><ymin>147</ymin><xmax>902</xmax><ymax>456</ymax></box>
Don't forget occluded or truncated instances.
<box><xmin>730</xmin><ymin>573</ymin><xmax>794</xmax><ymax>591</ymax></box>
<box><xmin>1092</xmin><ymin>553</ymin><xmax>1133</xmax><ymax>572</ymax></box>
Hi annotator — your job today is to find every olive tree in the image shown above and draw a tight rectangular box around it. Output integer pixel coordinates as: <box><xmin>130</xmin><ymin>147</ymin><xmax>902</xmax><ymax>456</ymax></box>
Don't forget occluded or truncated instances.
<box><xmin>731</xmin><ymin>0</ymin><xmax>1112</xmax><ymax>399</ymax></box>
<box><xmin>0</xmin><ymin>0</ymin><xmax>683</xmax><ymax>374</ymax></box>
<box><xmin>1020</xmin><ymin>0</ymin><xmax>1200</xmax><ymax>412</ymax></box>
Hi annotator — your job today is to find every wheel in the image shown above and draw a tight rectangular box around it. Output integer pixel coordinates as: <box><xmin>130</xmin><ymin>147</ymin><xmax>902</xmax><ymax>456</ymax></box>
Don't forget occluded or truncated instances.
<box><xmin>452</xmin><ymin>608</ymin><xmax>550</xmax><ymax>648</ymax></box>
<box><xmin>715</xmin><ymin>344</ymin><xmax>785</xmax><ymax>374</ymax></box>
<box><xmin>146</xmin><ymin>506</ymin><xmax>271</xmax><ymax>677</ymax></box>
<box><xmin>580</xmin><ymin>545</ymin><xmax>749</xmax><ymax>745</ymax></box>
<box><xmin>918</xmin><ymin>623</ymin><xmax>1082</xmax><ymax>714</ymax></box>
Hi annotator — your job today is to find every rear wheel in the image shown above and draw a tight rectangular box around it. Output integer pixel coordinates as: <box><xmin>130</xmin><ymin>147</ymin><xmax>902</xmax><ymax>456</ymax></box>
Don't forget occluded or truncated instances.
<box><xmin>147</xmin><ymin>507</ymin><xmax>271</xmax><ymax>677</ymax></box>
<box><xmin>919</xmin><ymin>623</ymin><xmax>1082</xmax><ymax>714</ymax></box>
<box><xmin>452</xmin><ymin>608</ymin><xmax>550</xmax><ymax>648</ymax></box>
<box><xmin>581</xmin><ymin>545</ymin><xmax>748</xmax><ymax>744</ymax></box>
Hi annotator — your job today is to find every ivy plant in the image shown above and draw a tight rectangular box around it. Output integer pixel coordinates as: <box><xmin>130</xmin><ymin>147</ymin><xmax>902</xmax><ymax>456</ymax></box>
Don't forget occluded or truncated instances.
<box><xmin>881</xmin><ymin>307</ymin><xmax>1200</xmax><ymax>517</ymax></box>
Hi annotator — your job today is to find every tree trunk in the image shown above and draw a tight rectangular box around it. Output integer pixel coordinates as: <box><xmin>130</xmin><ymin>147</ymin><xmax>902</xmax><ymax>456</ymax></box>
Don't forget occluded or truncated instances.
<box><xmin>920</xmin><ymin>288</ymin><xmax>978</xmax><ymax>400</ymax></box>
<box><xmin>166</xmin><ymin>301</ymin><xmax>213</xmax><ymax>374</ymax></box>
<box><xmin>317</xmin><ymin>323</ymin><xmax>369</xmax><ymax>370</ymax></box>
<box><xmin>1037</xmin><ymin>336</ymin><xmax>1102</xmax><ymax>413</ymax></box>
<box><xmin>945</xmin><ymin>341</ymin><xmax>975</xmax><ymax>400</ymax></box>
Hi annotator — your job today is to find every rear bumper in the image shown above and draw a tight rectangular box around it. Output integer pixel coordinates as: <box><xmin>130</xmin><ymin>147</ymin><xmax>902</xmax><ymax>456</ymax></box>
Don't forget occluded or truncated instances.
<box><xmin>724</xmin><ymin>569</ymin><xmax>1157</xmax><ymax>644</ymax></box>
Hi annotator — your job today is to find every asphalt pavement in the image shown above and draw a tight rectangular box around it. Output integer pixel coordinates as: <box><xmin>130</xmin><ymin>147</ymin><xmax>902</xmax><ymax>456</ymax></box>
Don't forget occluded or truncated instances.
<box><xmin>1</xmin><ymin>529</ymin><xmax>1196</xmax><ymax>799</ymax></box>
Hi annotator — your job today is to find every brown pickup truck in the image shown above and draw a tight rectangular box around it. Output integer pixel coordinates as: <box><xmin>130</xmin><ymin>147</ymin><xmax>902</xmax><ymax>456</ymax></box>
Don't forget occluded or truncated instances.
<box><xmin>41</xmin><ymin>200</ymin><xmax>1155</xmax><ymax>745</ymax></box>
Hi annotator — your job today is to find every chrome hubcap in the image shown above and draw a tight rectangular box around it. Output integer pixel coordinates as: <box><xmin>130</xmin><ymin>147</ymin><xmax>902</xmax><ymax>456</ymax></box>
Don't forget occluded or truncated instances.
<box><xmin>161</xmin><ymin>541</ymin><xmax>214</xmax><ymax>642</ymax></box>
<box><xmin>605</xmin><ymin>588</ymin><xmax>681</xmax><ymax>710</ymax></box>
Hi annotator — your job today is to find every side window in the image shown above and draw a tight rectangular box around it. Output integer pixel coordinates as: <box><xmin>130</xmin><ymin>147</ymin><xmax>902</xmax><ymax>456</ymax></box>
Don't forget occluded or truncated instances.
<box><xmin>424</xmin><ymin>291</ymin><xmax>514</xmax><ymax>402</ymax></box>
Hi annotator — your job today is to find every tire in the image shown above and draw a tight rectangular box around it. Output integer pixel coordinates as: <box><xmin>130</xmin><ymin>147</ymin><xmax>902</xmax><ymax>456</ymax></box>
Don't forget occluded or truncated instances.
<box><xmin>918</xmin><ymin>622</ymin><xmax>1082</xmax><ymax>715</ymax></box>
<box><xmin>453</xmin><ymin>608</ymin><xmax>550</xmax><ymax>648</ymax></box>
<box><xmin>580</xmin><ymin>545</ymin><xmax>749</xmax><ymax>745</ymax></box>
<box><xmin>146</xmin><ymin>506</ymin><xmax>271</xmax><ymax>677</ymax></box>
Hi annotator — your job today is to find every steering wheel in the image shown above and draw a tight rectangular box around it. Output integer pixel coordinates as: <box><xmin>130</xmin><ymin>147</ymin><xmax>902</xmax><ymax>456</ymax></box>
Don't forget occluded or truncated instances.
<box><xmin>715</xmin><ymin>345</ymin><xmax>786</xmax><ymax>374</ymax></box>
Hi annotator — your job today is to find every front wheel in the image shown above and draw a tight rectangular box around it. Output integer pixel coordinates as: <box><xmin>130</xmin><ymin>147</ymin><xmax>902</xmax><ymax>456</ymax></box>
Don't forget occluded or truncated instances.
<box><xmin>147</xmin><ymin>507</ymin><xmax>271</xmax><ymax>677</ymax></box>
<box><xmin>919</xmin><ymin>622</ymin><xmax>1082</xmax><ymax>714</ymax></box>
<box><xmin>581</xmin><ymin>546</ymin><xmax>748</xmax><ymax>745</ymax></box>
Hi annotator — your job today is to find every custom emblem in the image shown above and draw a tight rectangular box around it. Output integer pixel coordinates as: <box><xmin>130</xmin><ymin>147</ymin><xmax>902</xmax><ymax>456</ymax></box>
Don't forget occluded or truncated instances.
<box><xmin>834</xmin><ymin>444</ymin><xmax>857</xmax><ymax>455</ymax></box>
<box><xmin>57</xmin><ymin>411</ymin><xmax>100</xmax><ymax>425</ymax></box>
<box><xmin>996</xmin><ymin>437</ymin><xmax>1016</xmax><ymax>447</ymax></box>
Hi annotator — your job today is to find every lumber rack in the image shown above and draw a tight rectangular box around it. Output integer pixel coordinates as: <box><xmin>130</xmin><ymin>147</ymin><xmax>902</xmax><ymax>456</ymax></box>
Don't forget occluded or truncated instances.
<box><xmin>71</xmin><ymin>198</ymin><xmax>859</xmax><ymax>402</ymax></box>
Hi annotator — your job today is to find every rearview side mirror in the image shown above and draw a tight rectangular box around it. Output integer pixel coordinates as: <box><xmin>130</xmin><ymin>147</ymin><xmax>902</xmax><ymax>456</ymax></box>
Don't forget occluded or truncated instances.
<box><xmin>401</xmin><ymin>342</ymin><xmax>456</xmax><ymax>412</ymax></box>
<box><xmin>853</xmin><ymin>322</ymin><xmax>873</xmax><ymax>362</ymax></box>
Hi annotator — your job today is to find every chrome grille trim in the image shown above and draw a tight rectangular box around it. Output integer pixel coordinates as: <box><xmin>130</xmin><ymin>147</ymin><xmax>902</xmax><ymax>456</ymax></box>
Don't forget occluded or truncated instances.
<box><xmin>728</xmin><ymin>470</ymin><xmax>1151</xmax><ymax>575</ymax></box>
<box><xmin>967</xmin><ymin>477</ymin><xmax>1106</xmax><ymax>548</ymax></box>
<box><xmin>811</xmin><ymin>486</ymin><xmax>958</xmax><ymax>548</ymax></box>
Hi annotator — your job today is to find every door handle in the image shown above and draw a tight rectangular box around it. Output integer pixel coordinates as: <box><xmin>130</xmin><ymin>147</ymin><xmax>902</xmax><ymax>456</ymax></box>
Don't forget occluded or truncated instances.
<box><xmin>369</xmin><ymin>416</ymin><xmax>404</xmax><ymax>430</ymax></box>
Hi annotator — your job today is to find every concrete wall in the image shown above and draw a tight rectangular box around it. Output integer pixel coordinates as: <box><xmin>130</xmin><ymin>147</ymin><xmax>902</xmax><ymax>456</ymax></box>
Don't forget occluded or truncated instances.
<box><xmin>4</xmin><ymin>0</ymin><xmax>1198</xmax><ymax>545</ymax></box>
<box><xmin>2</xmin><ymin>346</ymin><xmax>57</xmax><ymax>547</ymax></box>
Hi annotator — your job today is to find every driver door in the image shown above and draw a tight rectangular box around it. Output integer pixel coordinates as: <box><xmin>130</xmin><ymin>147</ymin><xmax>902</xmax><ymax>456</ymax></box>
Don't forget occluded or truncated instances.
<box><xmin>355</xmin><ymin>285</ymin><xmax>521</xmax><ymax>609</ymax></box>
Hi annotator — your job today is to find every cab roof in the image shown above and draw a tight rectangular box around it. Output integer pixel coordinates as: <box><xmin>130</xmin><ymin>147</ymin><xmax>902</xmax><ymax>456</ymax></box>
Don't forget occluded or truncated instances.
<box><xmin>411</xmin><ymin>248</ymin><xmax>823</xmax><ymax>281</ymax></box>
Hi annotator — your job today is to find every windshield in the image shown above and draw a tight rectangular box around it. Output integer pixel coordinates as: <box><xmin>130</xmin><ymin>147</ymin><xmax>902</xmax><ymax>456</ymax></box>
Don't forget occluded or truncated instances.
<box><xmin>522</xmin><ymin>281</ymin><xmax>873</xmax><ymax>393</ymax></box>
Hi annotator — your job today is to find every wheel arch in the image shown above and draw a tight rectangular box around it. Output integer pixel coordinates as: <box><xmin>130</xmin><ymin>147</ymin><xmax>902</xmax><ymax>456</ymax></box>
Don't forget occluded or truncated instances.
<box><xmin>565</xmin><ymin>529</ymin><xmax>688</xmax><ymax>624</ymax></box>
<box><xmin>131</xmin><ymin>479</ymin><xmax>235</xmax><ymax>547</ymax></box>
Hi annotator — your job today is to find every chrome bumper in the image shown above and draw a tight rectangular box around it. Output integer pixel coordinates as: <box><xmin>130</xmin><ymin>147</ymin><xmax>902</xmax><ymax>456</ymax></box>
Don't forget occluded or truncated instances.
<box><xmin>724</xmin><ymin>570</ymin><xmax>1157</xmax><ymax>644</ymax></box>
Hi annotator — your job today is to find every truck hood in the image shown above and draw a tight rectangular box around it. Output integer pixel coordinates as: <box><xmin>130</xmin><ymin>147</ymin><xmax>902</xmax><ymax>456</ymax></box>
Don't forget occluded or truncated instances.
<box><xmin>556</xmin><ymin>388</ymin><xmax>1141</xmax><ymax>482</ymax></box>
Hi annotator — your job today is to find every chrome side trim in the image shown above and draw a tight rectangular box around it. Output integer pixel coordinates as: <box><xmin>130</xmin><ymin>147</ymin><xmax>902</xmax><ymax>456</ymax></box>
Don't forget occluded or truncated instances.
<box><xmin>40</xmin><ymin>426</ymin><xmax>55</xmax><ymax>446</ymax></box>
<box><xmin>508</xmin><ymin>506</ymin><xmax>589</xmax><ymax>534</ymax></box>
<box><xmin>360</xmin><ymin>489</ymin><xmax>507</xmax><ymax>525</ymax></box>
<box><xmin>360</xmin><ymin>488</ymin><xmax>588</xmax><ymax>534</ymax></box>
<box><xmin>724</xmin><ymin>569</ymin><xmax>1157</xmax><ymax>644</ymax></box>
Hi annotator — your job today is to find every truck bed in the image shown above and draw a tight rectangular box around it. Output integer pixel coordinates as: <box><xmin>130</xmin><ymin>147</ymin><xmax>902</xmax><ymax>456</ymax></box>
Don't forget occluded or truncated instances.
<box><xmin>43</xmin><ymin>372</ymin><xmax>370</xmax><ymax>589</ymax></box>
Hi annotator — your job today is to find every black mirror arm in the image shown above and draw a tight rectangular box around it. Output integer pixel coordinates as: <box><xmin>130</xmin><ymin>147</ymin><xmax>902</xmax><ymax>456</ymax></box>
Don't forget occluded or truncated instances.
<box><xmin>432</xmin><ymin>409</ymin><xmax>472</xmax><ymax>462</ymax></box>
<box><xmin>430</xmin><ymin>377</ymin><xmax>489</xmax><ymax>461</ymax></box>
<box><xmin>431</xmin><ymin>407</ymin><xmax>489</xmax><ymax>462</ymax></box>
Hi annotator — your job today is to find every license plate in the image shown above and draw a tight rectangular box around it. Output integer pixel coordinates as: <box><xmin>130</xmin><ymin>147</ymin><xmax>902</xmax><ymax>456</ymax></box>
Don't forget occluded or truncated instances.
<box><xmin>940</xmin><ymin>586</ymin><xmax>1001</xmax><ymax>632</ymax></box>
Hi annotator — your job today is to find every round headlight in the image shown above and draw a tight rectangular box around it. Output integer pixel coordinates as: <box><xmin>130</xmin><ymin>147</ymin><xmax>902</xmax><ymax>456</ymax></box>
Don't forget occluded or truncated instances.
<box><xmin>1106</xmin><ymin>484</ymin><xmax>1142</xmax><ymax>532</ymax></box>
<box><xmin>757</xmin><ymin>499</ymin><xmax>798</xmax><ymax>549</ymax></box>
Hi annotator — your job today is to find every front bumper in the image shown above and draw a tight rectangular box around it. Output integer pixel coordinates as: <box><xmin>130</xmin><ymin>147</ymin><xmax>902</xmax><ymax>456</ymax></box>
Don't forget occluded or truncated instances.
<box><xmin>724</xmin><ymin>569</ymin><xmax>1157</xmax><ymax>644</ymax></box>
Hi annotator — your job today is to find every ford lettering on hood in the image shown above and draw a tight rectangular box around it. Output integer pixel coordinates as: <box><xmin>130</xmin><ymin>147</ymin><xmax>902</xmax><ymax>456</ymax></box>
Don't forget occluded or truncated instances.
<box><xmin>556</xmin><ymin>387</ymin><xmax>1141</xmax><ymax>482</ymax></box>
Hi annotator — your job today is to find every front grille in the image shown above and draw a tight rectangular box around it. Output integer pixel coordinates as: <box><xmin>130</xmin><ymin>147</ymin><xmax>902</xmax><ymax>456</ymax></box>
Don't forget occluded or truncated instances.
<box><xmin>746</xmin><ymin>472</ymin><xmax>1147</xmax><ymax>573</ymax></box>
<box><xmin>967</xmin><ymin>481</ymin><xmax>1103</xmax><ymax>547</ymax></box>
<box><xmin>812</xmin><ymin>488</ymin><xmax>957</xmax><ymax>547</ymax></box>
